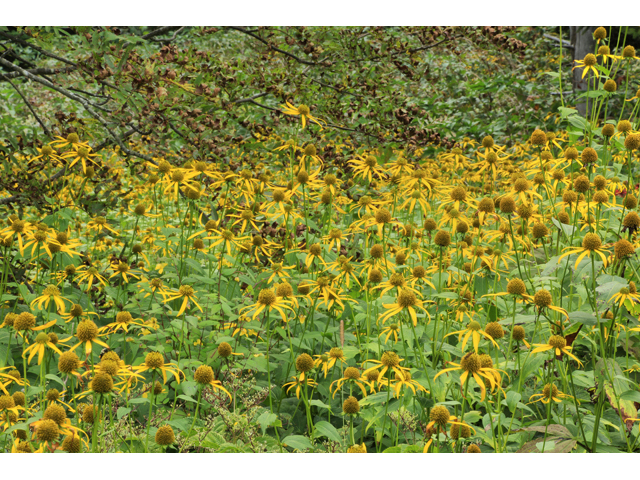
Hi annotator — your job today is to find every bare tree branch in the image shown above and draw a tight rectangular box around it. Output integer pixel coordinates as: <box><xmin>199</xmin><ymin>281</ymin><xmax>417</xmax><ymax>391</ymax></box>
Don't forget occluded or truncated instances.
<box><xmin>0</xmin><ymin>66</ymin><xmax>75</xmax><ymax>80</ymax></box>
<box><xmin>152</xmin><ymin>26</ymin><xmax>188</xmax><ymax>45</ymax></box>
<box><xmin>228</xmin><ymin>27</ymin><xmax>321</xmax><ymax>66</ymax></box>
<box><xmin>0</xmin><ymin>31</ymin><xmax>77</xmax><ymax>66</ymax></box>
<box><xmin>0</xmin><ymin>71</ymin><xmax>52</xmax><ymax>137</ymax></box>
<box><xmin>0</xmin><ymin>57</ymin><xmax>153</xmax><ymax>164</ymax></box>
<box><xmin>234</xmin><ymin>92</ymin><xmax>269</xmax><ymax>103</ymax></box>
<box><xmin>122</xmin><ymin>26</ymin><xmax>183</xmax><ymax>48</ymax></box>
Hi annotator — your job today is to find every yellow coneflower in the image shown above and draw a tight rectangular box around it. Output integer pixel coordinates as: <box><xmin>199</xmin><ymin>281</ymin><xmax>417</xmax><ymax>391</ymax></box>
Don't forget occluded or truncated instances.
<box><xmin>163</xmin><ymin>285</ymin><xmax>203</xmax><ymax>317</ymax></box>
<box><xmin>280</xmin><ymin>102</ymin><xmax>325</xmax><ymax>129</ymax></box>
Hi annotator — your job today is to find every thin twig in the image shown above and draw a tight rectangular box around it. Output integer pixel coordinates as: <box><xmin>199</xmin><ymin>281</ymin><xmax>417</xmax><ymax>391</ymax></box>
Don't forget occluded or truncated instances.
<box><xmin>0</xmin><ymin>72</ymin><xmax>52</xmax><ymax>137</ymax></box>
<box><xmin>228</xmin><ymin>27</ymin><xmax>321</xmax><ymax>66</ymax></box>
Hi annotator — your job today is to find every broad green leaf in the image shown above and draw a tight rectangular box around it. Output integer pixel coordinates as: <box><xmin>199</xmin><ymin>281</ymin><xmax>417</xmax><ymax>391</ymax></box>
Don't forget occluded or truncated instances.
<box><xmin>313</xmin><ymin>421</ymin><xmax>342</xmax><ymax>444</ymax></box>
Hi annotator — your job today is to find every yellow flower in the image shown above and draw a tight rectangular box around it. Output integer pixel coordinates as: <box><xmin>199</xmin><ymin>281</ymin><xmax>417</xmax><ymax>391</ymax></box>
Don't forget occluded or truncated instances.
<box><xmin>529</xmin><ymin>383</ymin><xmax>574</xmax><ymax>404</ymax></box>
<box><xmin>330</xmin><ymin>367</ymin><xmax>371</xmax><ymax>398</ymax></box>
<box><xmin>531</xmin><ymin>335</ymin><xmax>583</xmax><ymax>366</ymax></box>
<box><xmin>283</xmin><ymin>375</ymin><xmax>318</xmax><ymax>399</ymax></box>
<box><xmin>163</xmin><ymin>285</ymin><xmax>203</xmax><ymax>317</ymax></box>
<box><xmin>134</xmin><ymin>351</ymin><xmax>182</xmax><ymax>385</ymax></box>
<box><xmin>30</xmin><ymin>285</ymin><xmax>73</xmax><ymax>314</ymax></box>
<box><xmin>313</xmin><ymin>348</ymin><xmax>347</xmax><ymax>377</ymax></box>
<box><xmin>443</xmin><ymin>320</ymin><xmax>500</xmax><ymax>354</ymax></box>
<box><xmin>280</xmin><ymin>102</ymin><xmax>325</xmax><ymax>129</ymax></box>
<box><xmin>609</xmin><ymin>284</ymin><xmax>640</xmax><ymax>308</ymax></box>
<box><xmin>379</xmin><ymin>289</ymin><xmax>430</xmax><ymax>327</ymax></box>
<box><xmin>75</xmin><ymin>265</ymin><xmax>109</xmax><ymax>291</ymax></box>
<box><xmin>557</xmin><ymin>232</ymin><xmax>609</xmax><ymax>269</ymax></box>
<box><xmin>434</xmin><ymin>352</ymin><xmax>503</xmax><ymax>401</ymax></box>
<box><xmin>22</xmin><ymin>332</ymin><xmax>65</xmax><ymax>365</ymax></box>
<box><xmin>572</xmin><ymin>53</ymin><xmax>599</xmax><ymax>79</ymax></box>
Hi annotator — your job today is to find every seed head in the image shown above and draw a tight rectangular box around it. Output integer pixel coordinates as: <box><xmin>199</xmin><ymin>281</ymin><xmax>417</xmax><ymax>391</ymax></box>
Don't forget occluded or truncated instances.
<box><xmin>485</xmin><ymin>322</ymin><xmax>504</xmax><ymax>340</ymax></box>
<box><xmin>58</xmin><ymin>351</ymin><xmax>80</xmax><ymax>374</ymax></box>
<box><xmin>460</xmin><ymin>352</ymin><xmax>480</xmax><ymax>374</ymax></box>
<box><xmin>582</xmin><ymin>232</ymin><xmax>602</xmax><ymax>251</ymax></box>
<box><xmin>482</xmin><ymin>136</ymin><xmax>494</xmax><ymax>149</ymax></box>
<box><xmin>44</xmin><ymin>404</ymin><xmax>67</xmax><ymax>426</ymax></box>
<box><xmin>194</xmin><ymin>365</ymin><xmax>214</xmax><ymax>384</ymax></box>
<box><xmin>603</xmin><ymin>79</ymin><xmax>617</xmax><ymax>93</ymax></box>
<box><xmin>624</xmin><ymin>194</ymin><xmax>637</xmax><ymax>210</ymax></box>
<box><xmin>14</xmin><ymin>312</ymin><xmax>36</xmax><ymax>331</ymax></box>
<box><xmin>156</xmin><ymin>425</ymin><xmax>176</xmax><ymax>445</ymax></box>
<box><xmin>397</xmin><ymin>289</ymin><xmax>417</xmax><ymax>308</ymax></box>
<box><xmin>77</xmin><ymin>319</ymin><xmax>98</xmax><ymax>342</ymax></box>
<box><xmin>381</xmin><ymin>351</ymin><xmax>400</xmax><ymax>368</ymax></box>
<box><xmin>512</xmin><ymin>325</ymin><xmax>526</xmax><ymax>341</ymax></box>
<box><xmin>218</xmin><ymin>342</ymin><xmax>233</xmax><ymax>358</ymax></box>
<box><xmin>594</xmin><ymin>27</ymin><xmax>607</xmax><ymax>40</ymax></box>
<box><xmin>623</xmin><ymin>212</ymin><xmax>640</xmax><ymax>231</ymax></box>
<box><xmin>303</xmin><ymin>144</ymin><xmax>316</xmax><ymax>156</ymax></box>
<box><xmin>562</xmin><ymin>190</ymin><xmax>577</xmax><ymax>205</ymax></box>
<box><xmin>37</xmin><ymin>419</ymin><xmax>60</xmax><ymax>442</ymax></box>
<box><xmin>625</xmin><ymin>133</ymin><xmax>640</xmax><ymax>151</ymax></box>
<box><xmin>367</xmin><ymin>245</ymin><xmax>383</xmax><ymax>261</ymax></box>
<box><xmin>622</xmin><ymin>45</ymin><xmax>636</xmax><ymax>59</ymax></box>
<box><xmin>12</xmin><ymin>392</ymin><xmax>25</xmax><ymax>407</ymax></box>
<box><xmin>62</xmin><ymin>435</ymin><xmax>82</xmax><ymax>453</ymax></box>
<box><xmin>499</xmin><ymin>196</ymin><xmax>516</xmax><ymax>214</ymax></box>
<box><xmin>145</xmin><ymin>352</ymin><xmax>164</xmax><ymax>369</ymax></box>
<box><xmin>0</xmin><ymin>395</ymin><xmax>15</xmax><ymax>410</ymax></box>
<box><xmin>344</xmin><ymin>367</ymin><xmax>360</xmax><ymax>380</ymax></box>
<box><xmin>618</xmin><ymin>120</ymin><xmax>632</xmax><ymax>133</ymax></box>
<box><xmin>375</xmin><ymin>208</ymin><xmax>392</xmax><ymax>224</ymax></box>
<box><xmin>424</xmin><ymin>218</ymin><xmax>436</xmax><ymax>231</ymax></box>
<box><xmin>430</xmin><ymin>405</ymin><xmax>450</xmax><ymax>427</ymax></box>
<box><xmin>478</xmin><ymin>197</ymin><xmax>495</xmax><ymax>213</ymax></box>
<box><xmin>478</xmin><ymin>354</ymin><xmax>494</xmax><ymax>369</ymax></box>
<box><xmin>564</xmin><ymin>147</ymin><xmax>579</xmax><ymax>160</ymax></box>
<box><xmin>530</xmin><ymin>129</ymin><xmax>547</xmax><ymax>146</ymax></box>
<box><xmin>434</xmin><ymin>230</ymin><xmax>451</xmax><ymax>247</ymax></box>
<box><xmin>450</xmin><ymin>186</ymin><xmax>467</xmax><ymax>202</ymax></box>
<box><xmin>258</xmin><ymin>288</ymin><xmax>277</xmax><ymax>306</ymax></box>
<box><xmin>450</xmin><ymin>422</ymin><xmax>471</xmax><ymax>440</ymax></box>
<box><xmin>91</xmin><ymin>372</ymin><xmax>113</xmax><ymax>394</ymax></box>
<box><xmin>82</xmin><ymin>404</ymin><xmax>99</xmax><ymax>424</ymax></box>
<box><xmin>342</xmin><ymin>396</ymin><xmax>360</xmax><ymax>416</ymax></box>
<box><xmin>368</xmin><ymin>269</ymin><xmax>383</xmax><ymax>284</ymax></box>
<box><xmin>602</xmin><ymin>124</ymin><xmax>615</xmax><ymax>137</ymax></box>
<box><xmin>548</xmin><ymin>335</ymin><xmax>566</xmax><ymax>349</ymax></box>
<box><xmin>296</xmin><ymin>354</ymin><xmax>314</xmax><ymax>373</ymax></box>
<box><xmin>534</xmin><ymin>289</ymin><xmax>552</xmax><ymax>308</ymax></box>
<box><xmin>614</xmin><ymin>239</ymin><xmax>635</xmax><ymax>259</ymax></box>
<box><xmin>532</xmin><ymin>223</ymin><xmax>549</xmax><ymax>239</ymax></box>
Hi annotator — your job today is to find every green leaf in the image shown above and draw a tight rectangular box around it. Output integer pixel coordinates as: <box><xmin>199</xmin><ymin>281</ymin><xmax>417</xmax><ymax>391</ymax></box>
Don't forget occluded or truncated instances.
<box><xmin>566</xmin><ymin>114</ymin><xmax>589</xmax><ymax>131</ymax></box>
<box><xmin>257</xmin><ymin>411</ymin><xmax>280</xmax><ymax>435</ymax></box>
<box><xmin>45</xmin><ymin>374</ymin><xmax>65</xmax><ymax>387</ymax></box>
<box><xmin>181</xmin><ymin>380</ymin><xmax>198</xmax><ymax>397</ymax></box>
<box><xmin>282</xmin><ymin>435</ymin><xmax>313</xmax><ymax>451</ymax></box>
<box><xmin>596</xmin><ymin>358</ymin><xmax>638</xmax><ymax>430</ymax></box>
<box><xmin>568</xmin><ymin>311</ymin><xmax>597</xmax><ymax>326</ymax></box>
<box><xmin>117</xmin><ymin>407</ymin><xmax>131</xmax><ymax>419</ymax></box>
<box><xmin>620</xmin><ymin>390</ymin><xmax>640</xmax><ymax>403</ymax></box>
<box><xmin>313</xmin><ymin>421</ymin><xmax>342</xmax><ymax>444</ymax></box>
<box><xmin>506</xmin><ymin>391</ymin><xmax>521</xmax><ymax>413</ymax></box>
<box><xmin>177</xmin><ymin>394</ymin><xmax>197</xmax><ymax>403</ymax></box>
<box><xmin>309</xmin><ymin>399</ymin><xmax>332</xmax><ymax>410</ymax></box>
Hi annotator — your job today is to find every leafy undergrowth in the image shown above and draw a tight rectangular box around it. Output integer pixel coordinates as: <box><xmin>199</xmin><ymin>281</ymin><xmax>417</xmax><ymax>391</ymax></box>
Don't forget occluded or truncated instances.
<box><xmin>1</xmin><ymin>27</ymin><xmax>640</xmax><ymax>453</ymax></box>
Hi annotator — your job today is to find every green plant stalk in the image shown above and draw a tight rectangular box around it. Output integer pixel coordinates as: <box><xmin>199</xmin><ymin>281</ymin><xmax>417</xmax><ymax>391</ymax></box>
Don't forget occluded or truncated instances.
<box><xmin>145</xmin><ymin>371</ymin><xmax>156</xmax><ymax>452</ymax></box>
